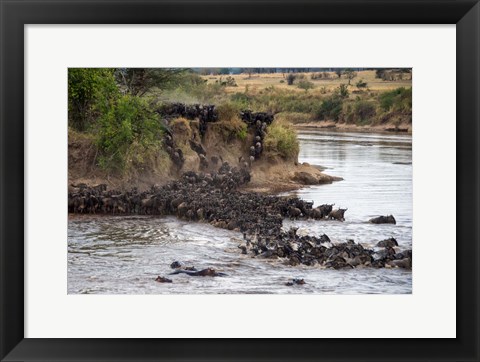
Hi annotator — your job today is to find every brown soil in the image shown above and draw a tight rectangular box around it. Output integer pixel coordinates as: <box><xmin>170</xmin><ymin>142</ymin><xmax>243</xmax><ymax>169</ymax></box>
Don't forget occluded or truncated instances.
<box><xmin>243</xmin><ymin>160</ymin><xmax>342</xmax><ymax>194</ymax></box>
<box><xmin>69</xmin><ymin>120</ymin><xmax>340</xmax><ymax>194</ymax></box>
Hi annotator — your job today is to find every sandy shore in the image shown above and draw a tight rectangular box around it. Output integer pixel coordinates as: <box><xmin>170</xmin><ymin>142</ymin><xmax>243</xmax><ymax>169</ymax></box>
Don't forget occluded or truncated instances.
<box><xmin>242</xmin><ymin>161</ymin><xmax>342</xmax><ymax>194</ymax></box>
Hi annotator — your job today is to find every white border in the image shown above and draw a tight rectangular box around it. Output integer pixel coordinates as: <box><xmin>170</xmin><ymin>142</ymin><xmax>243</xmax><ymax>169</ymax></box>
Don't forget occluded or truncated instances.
<box><xmin>25</xmin><ymin>25</ymin><xmax>456</xmax><ymax>338</ymax></box>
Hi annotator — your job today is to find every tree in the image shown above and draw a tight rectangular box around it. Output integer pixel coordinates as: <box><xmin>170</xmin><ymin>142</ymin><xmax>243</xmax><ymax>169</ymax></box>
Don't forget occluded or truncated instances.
<box><xmin>286</xmin><ymin>73</ymin><xmax>297</xmax><ymax>85</ymax></box>
<box><xmin>243</xmin><ymin>68</ymin><xmax>255</xmax><ymax>78</ymax></box>
<box><xmin>68</xmin><ymin>68</ymin><xmax>118</xmax><ymax>131</ymax></box>
<box><xmin>115</xmin><ymin>68</ymin><xmax>187</xmax><ymax>96</ymax></box>
<box><xmin>335</xmin><ymin>69</ymin><xmax>343</xmax><ymax>78</ymax></box>
<box><xmin>298</xmin><ymin>80</ymin><xmax>314</xmax><ymax>91</ymax></box>
<box><xmin>343</xmin><ymin>69</ymin><xmax>357</xmax><ymax>85</ymax></box>
<box><xmin>337</xmin><ymin>84</ymin><xmax>349</xmax><ymax>98</ymax></box>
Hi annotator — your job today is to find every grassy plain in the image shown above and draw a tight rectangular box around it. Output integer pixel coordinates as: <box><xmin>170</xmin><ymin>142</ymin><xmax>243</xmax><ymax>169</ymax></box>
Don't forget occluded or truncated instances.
<box><xmin>203</xmin><ymin>70</ymin><xmax>412</xmax><ymax>96</ymax></box>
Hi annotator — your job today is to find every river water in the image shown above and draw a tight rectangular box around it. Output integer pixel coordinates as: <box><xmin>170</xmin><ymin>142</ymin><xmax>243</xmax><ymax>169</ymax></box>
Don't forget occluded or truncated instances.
<box><xmin>68</xmin><ymin>129</ymin><xmax>412</xmax><ymax>294</ymax></box>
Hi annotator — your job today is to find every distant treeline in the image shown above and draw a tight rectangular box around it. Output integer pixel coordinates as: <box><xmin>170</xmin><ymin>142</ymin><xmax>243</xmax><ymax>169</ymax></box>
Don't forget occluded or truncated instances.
<box><xmin>192</xmin><ymin>68</ymin><xmax>412</xmax><ymax>75</ymax></box>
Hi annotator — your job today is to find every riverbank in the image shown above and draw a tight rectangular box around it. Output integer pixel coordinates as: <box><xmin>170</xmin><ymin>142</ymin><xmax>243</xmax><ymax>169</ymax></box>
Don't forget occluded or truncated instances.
<box><xmin>69</xmin><ymin>106</ymin><xmax>341</xmax><ymax>194</ymax></box>
<box><xmin>294</xmin><ymin>121</ymin><xmax>412</xmax><ymax>134</ymax></box>
<box><xmin>243</xmin><ymin>161</ymin><xmax>342</xmax><ymax>193</ymax></box>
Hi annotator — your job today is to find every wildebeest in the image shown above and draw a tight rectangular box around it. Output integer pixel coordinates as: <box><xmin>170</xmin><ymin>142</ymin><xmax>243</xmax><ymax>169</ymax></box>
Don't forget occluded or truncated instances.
<box><xmin>328</xmin><ymin>208</ymin><xmax>348</xmax><ymax>221</ymax></box>
<box><xmin>376</xmin><ymin>237</ymin><xmax>398</xmax><ymax>248</ymax></box>
<box><xmin>189</xmin><ymin>140</ymin><xmax>206</xmax><ymax>156</ymax></box>
<box><xmin>288</xmin><ymin>206</ymin><xmax>302</xmax><ymax>219</ymax></box>
<box><xmin>199</xmin><ymin>154</ymin><xmax>209</xmax><ymax>170</ymax></box>
<box><xmin>311</xmin><ymin>203</ymin><xmax>334</xmax><ymax>219</ymax></box>
<box><xmin>369</xmin><ymin>215</ymin><xmax>396</xmax><ymax>224</ymax></box>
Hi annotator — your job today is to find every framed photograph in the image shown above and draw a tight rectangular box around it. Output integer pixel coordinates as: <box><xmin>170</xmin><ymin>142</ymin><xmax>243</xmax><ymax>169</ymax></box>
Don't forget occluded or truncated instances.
<box><xmin>1</xmin><ymin>0</ymin><xmax>478</xmax><ymax>361</ymax></box>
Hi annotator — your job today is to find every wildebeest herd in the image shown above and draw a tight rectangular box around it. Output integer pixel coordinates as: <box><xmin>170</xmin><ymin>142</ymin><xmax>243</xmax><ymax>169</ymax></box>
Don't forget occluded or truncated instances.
<box><xmin>159</xmin><ymin>103</ymin><xmax>276</xmax><ymax>170</ymax></box>
<box><xmin>159</xmin><ymin>102</ymin><xmax>218</xmax><ymax>138</ymax></box>
<box><xmin>69</xmin><ymin>161</ymin><xmax>412</xmax><ymax>271</ymax></box>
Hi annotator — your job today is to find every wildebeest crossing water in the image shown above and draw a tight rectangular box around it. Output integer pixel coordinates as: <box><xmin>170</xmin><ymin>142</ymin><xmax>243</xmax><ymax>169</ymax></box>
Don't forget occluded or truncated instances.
<box><xmin>68</xmin><ymin>129</ymin><xmax>412</xmax><ymax>294</ymax></box>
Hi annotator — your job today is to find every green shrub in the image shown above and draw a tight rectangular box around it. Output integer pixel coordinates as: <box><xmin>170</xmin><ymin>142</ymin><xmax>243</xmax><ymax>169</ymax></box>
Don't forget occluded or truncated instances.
<box><xmin>353</xmin><ymin>100</ymin><xmax>376</xmax><ymax>122</ymax></box>
<box><xmin>68</xmin><ymin>68</ymin><xmax>118</xmax><ymax>131</ymax></box>
<box><xmin>297</xmin><ymin>80</ymin><xmax>315</xmax><ymax>91</ymax></box>
<box><xmin>95</xmin><ymin>95</ymin><xmax>163</xmax><ymax>172</ymax></box>
<box><xmin>263</xmin><ymin>121</ymin><xmax>299</xmax><ymax>160</ymax></box>
<box><xmin>379</xmin><ymin>87</ymin><xmax>412</xmax><ymax>112</ymax></box>
<box><xmin>230</xmin><ymin>92</ymin><xmax>252</xmax><ymax>109</ymax></box>
<box><xmin>236</xmin><ymin>125</ymin><xmax>248</xmax><ymax>140</ymax></box>
<box><xmin>315</xmin><ymin>95</ymin><xmax>344</xmax><ymax>121</ymax></box>
<box><xmin>337</xmin><ymin>84</ymin><xmax>349</xmax><ymax>98</ymax></box>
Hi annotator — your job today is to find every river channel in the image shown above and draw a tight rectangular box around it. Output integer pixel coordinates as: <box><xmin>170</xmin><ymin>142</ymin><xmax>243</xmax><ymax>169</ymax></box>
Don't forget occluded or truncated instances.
<box><xmin>68</xmin><ymin>129</ymin><xmax>412</xmax><ymax>294</ymax></box>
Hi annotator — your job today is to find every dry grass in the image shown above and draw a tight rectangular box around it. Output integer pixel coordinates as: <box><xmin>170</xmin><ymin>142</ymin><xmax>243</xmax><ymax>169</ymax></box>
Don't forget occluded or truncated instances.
<box><xmin>203</xmin><ymin>70</ymin><xmax>412</xmax><ymax>96</ymax></box>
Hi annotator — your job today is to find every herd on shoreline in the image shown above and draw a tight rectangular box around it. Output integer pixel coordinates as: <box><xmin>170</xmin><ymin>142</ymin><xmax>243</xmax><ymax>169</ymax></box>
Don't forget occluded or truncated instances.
<box><xmin>68</xmin><ymin>161</ymin><xmax>412</xmax><ymax>277</ymax></box>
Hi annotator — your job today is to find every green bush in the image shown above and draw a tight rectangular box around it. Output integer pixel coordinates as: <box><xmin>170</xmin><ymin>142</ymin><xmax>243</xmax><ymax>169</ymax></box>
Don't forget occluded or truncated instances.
<box><xmin>337</xmin><ymin>84</ymin><xmax>349</xmax><ymax>98</ymax></box>
<box><xmin>95</xmin><ymin>95</ymin><xmax>163</xmax><ymax>172</ymax></box>
<box><xmin>315</xmin><ymin>95</ymin><xmax>344</xmax><ymax>121</ymax></box>
<box><xmin>297</xmin><ymin>80</ymin><xmax>315</xmax><ymax>91</ymax></box>
<box><xmin>68</xmin><ymin>68</ymin><xmax>118</xmax><ymax>131</ymax></box>
<box><xmin>379</xmin><ymin>87</ymin><xmax>412</xmax><ymax>112</ymax></box>
<box><xmin>236</xmin><ymin>125</ymin><xmax>248</xmax><ymax>140</ymax></box>
<box><xmin>230</xmin><ymin>92</ymin><xmax>252</xmax><ymax>110</ymax></box>
<box><xmin>352</xmin><ymin>100</ymin><xmax>376</xmax><ymax>123</ymax></box>
<box><xmin>264</xmin><ymin>121</ymin><xmax>299</xmax><ymax>160</ymax></box>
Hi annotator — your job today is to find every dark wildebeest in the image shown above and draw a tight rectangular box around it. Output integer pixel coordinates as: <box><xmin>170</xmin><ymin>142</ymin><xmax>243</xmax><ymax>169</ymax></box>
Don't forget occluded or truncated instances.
<box><xmin>73</xmin><ymin>195</ymin><xmax>86</xmax><ymax>213</ymax></box>
<box><xmin>376</xmin><ymin>237</ymin><xmax>398</xmax><ymax>248</ymax></box>
<box><xmin>311</xmin><ymin>203</ymin><xmax>334</xmax><ymax>219</ymax></box>
<box><xmin>199</xmin><ymin>154</ymin><xmax>209</xmax><ymax>170</ymax></box>
<box><xmin>369</xmin><ymin>215</ymin><xmax>396</xmax><ymax>224</ymax></box>
<box><xmin>288</xmin><ymin>206</ymin><xmax>302</xmax><ymax>219</ymax></box>
<box><xmin>189</xmin><ymin>140</ymin><xmax>207</xmax><ymax>156</ymax></box>
<box><xmin>328</xmin><ymin>208</ymin><xmax>348</xmax><ymax>221</ymax></box>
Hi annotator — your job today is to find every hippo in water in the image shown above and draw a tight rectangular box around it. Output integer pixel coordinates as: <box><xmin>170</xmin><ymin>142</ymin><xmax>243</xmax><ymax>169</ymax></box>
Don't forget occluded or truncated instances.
<box><xmin>169</xmin><ymin>267</ymin><xmax>227</xmax><ymax>277</ymax></box>
<box><xmin>155</xmin><ymin>276</ymin><xmax>173</xmax><ymax>283</ymax></box>
<box><xmin>285</xmin><ymin>278</ymin><xmax>306</xmax><ymax>286</ymax></box>
<box><xmin>369</xmin><ymin>215</ymin><xmax>396</xmax><ymax>224</ymax></box>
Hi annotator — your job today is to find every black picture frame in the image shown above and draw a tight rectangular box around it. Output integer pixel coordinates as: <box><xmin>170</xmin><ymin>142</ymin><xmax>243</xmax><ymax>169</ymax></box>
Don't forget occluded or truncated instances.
<box><xmin>1</xmin><ymin>1</ymin><xmax>479</xmax><ymax>361</ymax></box>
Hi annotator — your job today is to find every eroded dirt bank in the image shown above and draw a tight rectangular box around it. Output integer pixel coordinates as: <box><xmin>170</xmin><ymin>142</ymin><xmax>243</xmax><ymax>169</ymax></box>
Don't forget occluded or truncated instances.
<box><xmin>69</xmin><ymin>105</ymin><xmax>340</xmax><ymax>193</ymax></box>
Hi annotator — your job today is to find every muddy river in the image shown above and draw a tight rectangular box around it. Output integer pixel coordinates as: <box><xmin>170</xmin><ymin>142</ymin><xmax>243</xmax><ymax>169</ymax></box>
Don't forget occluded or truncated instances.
<box><xmin>68</xmin><ymin>129</ymin><xmax>412</xmax><ymax>294</ymax></box>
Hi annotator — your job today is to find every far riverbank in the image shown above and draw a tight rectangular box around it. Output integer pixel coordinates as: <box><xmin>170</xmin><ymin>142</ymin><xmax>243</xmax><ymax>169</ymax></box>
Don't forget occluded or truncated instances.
<box><xmin>294</xmin><ymin>121</ymin><xmax>412</xmax><ymax>134</ymax></box>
